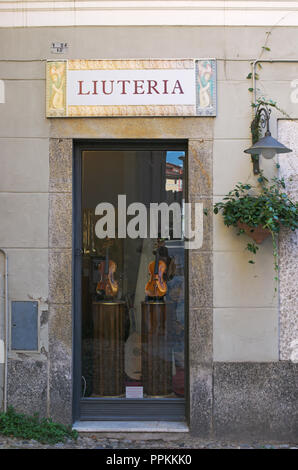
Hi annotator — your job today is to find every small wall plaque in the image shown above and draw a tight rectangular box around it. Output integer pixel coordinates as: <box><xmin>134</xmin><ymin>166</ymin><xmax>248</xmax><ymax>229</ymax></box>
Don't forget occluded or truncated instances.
<box><xmin>50</xmin><ymin>42</ymin><xmax>68</xmax><ymax>54</ymax></box>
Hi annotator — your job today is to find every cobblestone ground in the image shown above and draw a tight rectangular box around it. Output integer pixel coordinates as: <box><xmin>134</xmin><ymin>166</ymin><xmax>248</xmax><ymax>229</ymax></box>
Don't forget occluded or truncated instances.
<box><xmin>0</xmin><ymin>434</ymin><xmax>297</xmax><ymax>449</ymax></box>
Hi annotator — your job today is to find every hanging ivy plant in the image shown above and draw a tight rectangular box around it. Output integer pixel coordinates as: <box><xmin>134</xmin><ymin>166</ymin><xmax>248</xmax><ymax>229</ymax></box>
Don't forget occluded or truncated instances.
<box><xmin>225</xmin><ymin>32</ymin><xmax>298</xmax><ymax>289</ymax></box>
<box><xmin>213</xmin><ymin>174</ymin><xmax>298</xmax><ymax>288</ymax></box>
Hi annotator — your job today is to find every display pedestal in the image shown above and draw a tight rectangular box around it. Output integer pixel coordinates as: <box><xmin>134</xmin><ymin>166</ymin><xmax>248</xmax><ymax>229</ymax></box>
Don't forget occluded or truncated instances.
<box><xmin>92</xmin><ymin>301</ymin><xmax>125</xmax><ymax>396</ymax></box>
<box><xmin>141</xmin><ymin>301</ymin><xmax>172</xmax><ymax>396</ymax></box>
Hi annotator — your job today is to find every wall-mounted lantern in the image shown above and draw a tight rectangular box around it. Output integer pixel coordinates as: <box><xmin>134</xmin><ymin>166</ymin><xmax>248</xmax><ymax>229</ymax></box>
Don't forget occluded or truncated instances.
<box><xmin>244</xmin><ymin>103</ymin><xmax>292</xmax><ymax>174</ymax></box>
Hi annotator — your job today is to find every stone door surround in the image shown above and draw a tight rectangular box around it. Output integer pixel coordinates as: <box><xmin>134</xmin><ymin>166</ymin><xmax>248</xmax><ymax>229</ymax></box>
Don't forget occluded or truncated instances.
<box><xmin>48</xmin><ymin>117</ymin><xmax>214</xmax><ymax>431</ymax></box>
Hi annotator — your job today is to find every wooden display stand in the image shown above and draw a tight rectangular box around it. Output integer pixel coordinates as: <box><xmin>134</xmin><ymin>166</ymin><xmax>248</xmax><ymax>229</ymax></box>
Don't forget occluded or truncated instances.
<box><xmin>141</xmin><ymin>301</ymin><xmax>172</xmax><ymax>396</ymax></box>
<box><xmin>92</xmin><ymin>300</ymin><xmax>125</xmax><ymax>396</ymax></box>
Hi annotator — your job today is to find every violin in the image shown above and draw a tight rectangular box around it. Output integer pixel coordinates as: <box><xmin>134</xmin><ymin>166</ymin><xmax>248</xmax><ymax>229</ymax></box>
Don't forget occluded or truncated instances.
<box><xmin>96</xmin><ymin>246</ymin><xmax>118</xmax><ymax>298</ymax></box>
<box><xmin>145</xmin><ymin>239</ymin><xmax>167</xmax><ymax>299</ymax></box>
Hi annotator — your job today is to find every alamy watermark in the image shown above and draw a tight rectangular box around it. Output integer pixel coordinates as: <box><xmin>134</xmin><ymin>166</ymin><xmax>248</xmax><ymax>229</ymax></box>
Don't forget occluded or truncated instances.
<box><xmin>94</xmin><ymin>195</ymin><xmax>204</xmax><ymax>250</ymax></box>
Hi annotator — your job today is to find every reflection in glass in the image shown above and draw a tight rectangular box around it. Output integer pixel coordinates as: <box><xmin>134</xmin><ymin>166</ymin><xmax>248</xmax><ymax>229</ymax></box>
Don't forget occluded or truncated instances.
<box><xmin>81</xmin><ymin>149</ymin><xmax>186</xmax><ymax>399</ymax></box>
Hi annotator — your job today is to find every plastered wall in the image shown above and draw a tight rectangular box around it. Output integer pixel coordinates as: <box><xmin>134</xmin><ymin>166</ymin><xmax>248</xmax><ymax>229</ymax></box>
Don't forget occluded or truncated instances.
<box><xmin>0</xmin><ymin>26</ymin><xmax>297</xmax><ymax>419</ymax></box>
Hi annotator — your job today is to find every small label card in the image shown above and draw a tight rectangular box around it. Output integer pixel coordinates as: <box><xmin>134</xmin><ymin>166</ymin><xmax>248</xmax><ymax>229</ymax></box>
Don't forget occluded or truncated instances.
<box><xmin>125</xmin><ymin>386</ymin><xmax>143</xmax><ymax>399</ymax></box>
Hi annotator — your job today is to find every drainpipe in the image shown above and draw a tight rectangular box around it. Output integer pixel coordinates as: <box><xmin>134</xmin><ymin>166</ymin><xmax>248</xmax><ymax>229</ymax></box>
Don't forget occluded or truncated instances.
<box><xmin>0</xmin><ymin>249</ymin><xmax>8</xmax><ymax>412</ymax></box>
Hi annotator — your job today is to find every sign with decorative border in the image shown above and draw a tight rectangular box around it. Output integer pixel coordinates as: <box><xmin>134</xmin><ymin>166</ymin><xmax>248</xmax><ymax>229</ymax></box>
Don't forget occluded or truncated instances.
<box><xmin>46</xmin><ymin>59</ymin><xmax>216</xmax><ymax>117</ymax></box>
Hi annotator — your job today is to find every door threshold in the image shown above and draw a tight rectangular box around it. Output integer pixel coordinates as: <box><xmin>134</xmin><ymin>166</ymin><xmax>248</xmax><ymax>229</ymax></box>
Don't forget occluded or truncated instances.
<box><xmin>73</xmin><ymin>421</ymin><xmax>189</xmax><ymax>433</ymax></box>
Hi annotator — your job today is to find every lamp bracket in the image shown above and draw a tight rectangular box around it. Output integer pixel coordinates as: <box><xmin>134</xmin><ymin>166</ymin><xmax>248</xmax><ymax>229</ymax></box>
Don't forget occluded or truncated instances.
<box><xmin>250</xmin><ymin>103</ymin><xmax>271</xmax><ymax>174</ymax></box>
<box><xmin>251</xmin><ymin>154</ymin><xmax>260</xmax><ymax>175</ymax></box>
<box><xmin>252</xmin><ymin>103</ymin><xmax>271</xmax><ymax>135</ymax></box>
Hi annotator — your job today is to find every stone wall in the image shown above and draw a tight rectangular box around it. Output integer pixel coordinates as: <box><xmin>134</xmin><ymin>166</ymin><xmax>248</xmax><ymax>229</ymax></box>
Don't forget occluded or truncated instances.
<box><xmin>213</xmin><ymin>362</ymin><xmax>298</xmax><ymax>441</ymax></box>
<box><xmin>277</xmin><ymin>121</ymin><xmax>298</xmax><ymax>361</ymax></box>
<box><xmin>48</xmin><ymin>138</ymin><xmax>73</xmax><ymax>423</ymax></box>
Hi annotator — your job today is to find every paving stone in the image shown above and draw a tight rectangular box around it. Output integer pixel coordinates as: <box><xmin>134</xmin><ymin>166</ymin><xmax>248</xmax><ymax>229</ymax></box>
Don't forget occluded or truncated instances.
<box><xmin>0</xmin><ymin>433</ymin><xmax>297</xmax><ymax>449</ymax></box>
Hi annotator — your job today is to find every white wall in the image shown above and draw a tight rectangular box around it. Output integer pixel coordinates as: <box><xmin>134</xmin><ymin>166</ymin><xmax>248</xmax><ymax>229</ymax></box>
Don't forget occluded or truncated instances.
<box><xmin>2</xmin><ymin>1</ymin><xmax>298</xmax><ymax>27</ymax></box>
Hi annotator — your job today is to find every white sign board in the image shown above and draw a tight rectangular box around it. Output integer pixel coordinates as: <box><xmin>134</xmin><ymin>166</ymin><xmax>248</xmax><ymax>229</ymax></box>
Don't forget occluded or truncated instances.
<box><xmin>46</xmin><ymin>59</ymin><xmax>216</xmax><ymax>117</ymax></box>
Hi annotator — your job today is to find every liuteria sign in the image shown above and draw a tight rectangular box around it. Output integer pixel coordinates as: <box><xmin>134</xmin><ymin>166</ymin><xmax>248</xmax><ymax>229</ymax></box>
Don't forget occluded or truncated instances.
<box><xmin>46</xmin><ymin>59</ymin><xmax>216</xmax><ymax>117</ymax></box>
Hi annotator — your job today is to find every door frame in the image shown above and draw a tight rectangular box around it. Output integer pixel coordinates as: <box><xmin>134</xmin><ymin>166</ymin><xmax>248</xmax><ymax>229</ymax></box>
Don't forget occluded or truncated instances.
<box><xmin>72</xmin><ymin>139</ymin><xmax>189</xmax><ymax>422</ymax></box>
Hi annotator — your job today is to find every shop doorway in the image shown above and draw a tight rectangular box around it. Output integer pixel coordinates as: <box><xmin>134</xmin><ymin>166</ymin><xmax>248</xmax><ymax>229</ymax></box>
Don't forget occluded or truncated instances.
<box><xmin>73</xmin><ymin>140</ymin><xmax>188</xmax><ymax>421</ymax></box>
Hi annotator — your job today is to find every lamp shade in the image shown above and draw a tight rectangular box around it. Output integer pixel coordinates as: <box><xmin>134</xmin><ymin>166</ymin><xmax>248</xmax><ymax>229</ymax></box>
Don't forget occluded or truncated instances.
<box><xmin>244</xmin><ymin>132</ymin><xmax>292</xmax><ymax>157</ymax></box>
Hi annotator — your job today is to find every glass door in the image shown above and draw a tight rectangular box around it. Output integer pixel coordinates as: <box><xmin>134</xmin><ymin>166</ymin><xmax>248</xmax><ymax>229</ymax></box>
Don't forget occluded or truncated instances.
<box><xmin>74</xmin><ymin>140</ymin><xmax>187</xmax><ymax>421</ymax></box>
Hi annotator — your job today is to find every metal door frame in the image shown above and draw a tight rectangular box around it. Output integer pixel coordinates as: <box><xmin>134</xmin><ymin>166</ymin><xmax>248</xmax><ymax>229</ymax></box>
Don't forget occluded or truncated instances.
<box><xmin>73</xmin><ymin>139</ymin><xmax>188</xmax><ymax>422</ymax></box>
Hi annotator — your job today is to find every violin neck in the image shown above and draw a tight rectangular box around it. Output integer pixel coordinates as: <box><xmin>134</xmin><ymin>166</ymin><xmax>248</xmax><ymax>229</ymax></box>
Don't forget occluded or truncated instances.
<box><xmin>154</xmin><ymin>249</ymin><xmax>159</xmax><ymax>275</ymax></box>
<box><xmin>104</xmin><ymin>247</ymin><xmax>109</xmax><ymax>275</ymax></box>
